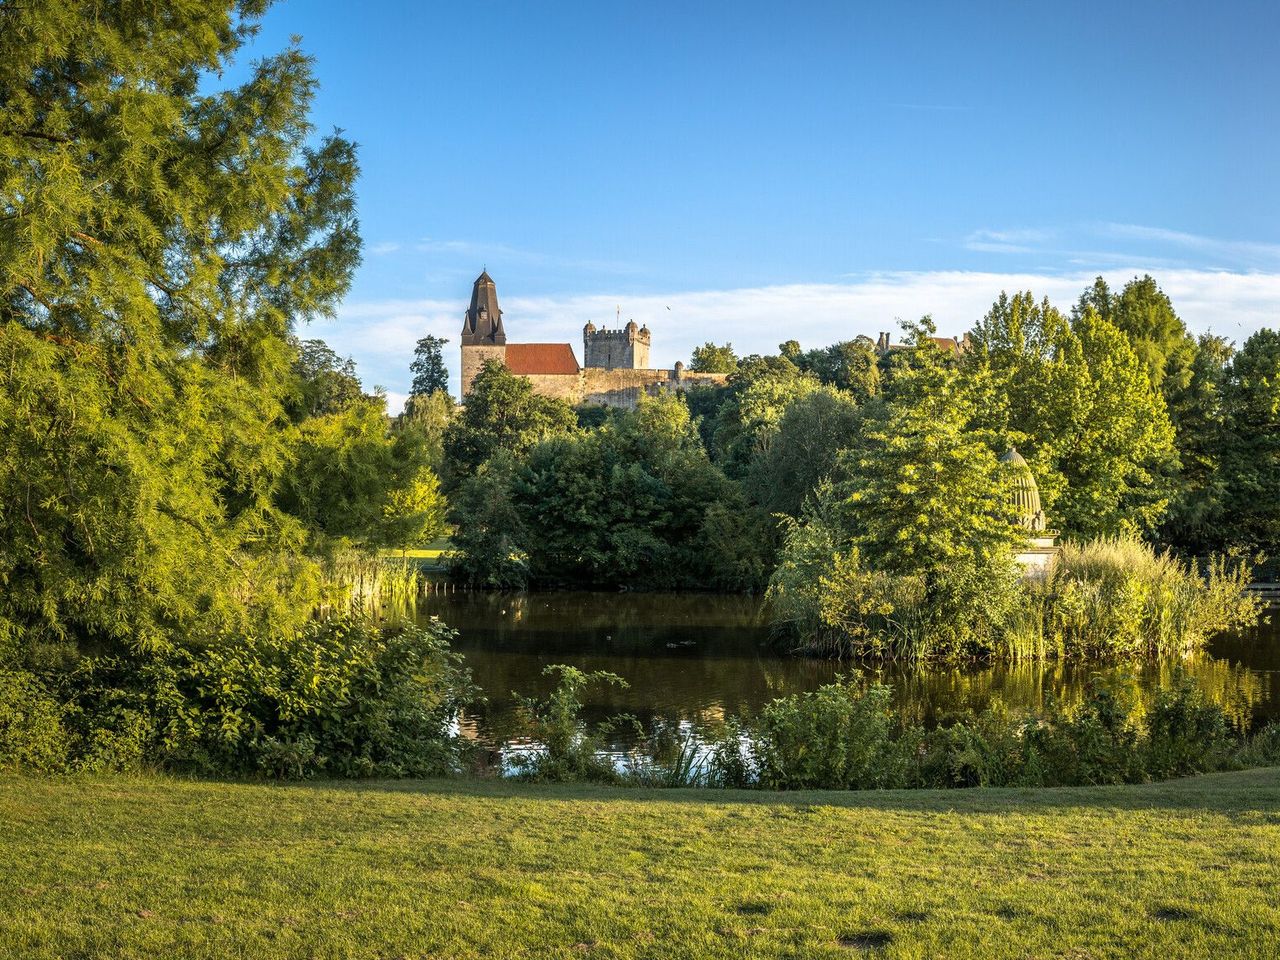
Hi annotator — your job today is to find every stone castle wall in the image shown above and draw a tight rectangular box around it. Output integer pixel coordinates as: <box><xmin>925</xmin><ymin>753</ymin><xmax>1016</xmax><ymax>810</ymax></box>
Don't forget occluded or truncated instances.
<box><xmin>583</xmin><ymin>327</ymin><xmax>651</xmax><ymax>370</ymax></box>
<box><xmin>581</xmin><ymin>368</ymin><xmax>727</xmax><ymax>410</ymax></box>
<box><xmin>460</xmin><ymin>344</ymin><xmax>506</xmax><ymax>396</ymax></box>
<box><xmin>520</xmin><ymin>372</ymin><xmax>583</xmax><ymax>402</ymax></box>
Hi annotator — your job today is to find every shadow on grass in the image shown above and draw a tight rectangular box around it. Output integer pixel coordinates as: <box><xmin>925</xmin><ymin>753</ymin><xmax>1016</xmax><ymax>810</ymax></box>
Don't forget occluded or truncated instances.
<box><xmin>272</xmin><ymin>765</ymin><xmax>1280</xmax><ymax>816</ymax></box>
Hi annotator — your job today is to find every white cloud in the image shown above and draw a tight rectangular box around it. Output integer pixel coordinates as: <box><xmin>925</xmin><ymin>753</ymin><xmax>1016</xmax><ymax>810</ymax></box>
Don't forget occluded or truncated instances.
<box><xmin>1099</xmin><ymin>223</ymin><xmax>1280</xmax><ymax>269</ymax></box>
<box><xmin>367</xmin><ymin>241</ymin><xmax>401</xmax><ymax>256</ymax></box>
<box><xmin>322</xmin><ymin>269</ymin><xmax>1280</xmax><ymax>399</ymax></box>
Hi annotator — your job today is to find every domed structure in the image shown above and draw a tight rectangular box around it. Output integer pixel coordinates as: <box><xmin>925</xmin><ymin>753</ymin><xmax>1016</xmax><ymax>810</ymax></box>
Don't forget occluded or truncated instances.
<box><xmin>1000</xmin><ymin>446</ymin><xmax>1047</xmax><ymax>532</ymax></box>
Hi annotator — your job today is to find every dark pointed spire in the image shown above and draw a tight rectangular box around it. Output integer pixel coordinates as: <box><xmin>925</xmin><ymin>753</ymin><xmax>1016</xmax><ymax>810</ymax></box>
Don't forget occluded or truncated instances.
<box><xmin>461</xmin><ymin>270</ymin><xmax>506</xmax><ymax>345</ymax></box>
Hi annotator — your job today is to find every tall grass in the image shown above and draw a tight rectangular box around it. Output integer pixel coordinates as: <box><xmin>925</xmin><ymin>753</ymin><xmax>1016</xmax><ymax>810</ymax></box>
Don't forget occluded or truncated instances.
<box><xmin>1042</xmin><ymin>539</ymin><xmax>1261</xmax><ymax>659</ymax></box>
<box><xmin>772</xmin><ymin>535</ymin><xmax>1261</xmax><ymax>663</ymax></box>
<box><xmin>319</xmin><ymin>551</ymin><xmax>422</xmax><ymax>623</ymax></box>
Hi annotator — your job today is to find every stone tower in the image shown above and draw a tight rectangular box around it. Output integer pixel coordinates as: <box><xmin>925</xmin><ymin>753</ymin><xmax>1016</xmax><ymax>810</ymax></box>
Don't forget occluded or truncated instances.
<box><xmin>583</xmin><ymin>319</ymin><xmax>651</xmax><ymax>370</ymax></box>
<box><xmin>460</xmin><ymin>270</ymin><xmax>507</xmax><ymax>396</ymax></box>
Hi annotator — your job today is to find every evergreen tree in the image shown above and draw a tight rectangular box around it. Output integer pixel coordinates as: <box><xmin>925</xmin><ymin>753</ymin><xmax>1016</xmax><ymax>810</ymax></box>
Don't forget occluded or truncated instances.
<box><xmin>0</xmin><ymin>1</ymin><xmax>360</xmax><ymax>653</ymax></box>
<box><xmin>409</xmin><ymin>335</ymin><xmax>450</xmax><ymax>397</ymax></box>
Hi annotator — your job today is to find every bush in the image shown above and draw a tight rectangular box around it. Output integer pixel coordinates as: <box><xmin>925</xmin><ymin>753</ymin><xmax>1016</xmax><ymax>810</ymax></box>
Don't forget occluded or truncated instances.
<box><xmin>770</xmin><ymin>534</ymin><xmax>1260</xmax><ymax>663</ymax></box>
<box><xmin>167</xmin><ymin>617</ymin><xmax>476</xmax><ymax>778</ymax></box>
<box><xmin>1142</xmin><ymin>678</ymin><xmax>1235</xmax><ymax>779</ymax></box>
<box><xmin>509</xmin><ymin>665</ymin><xmax>636</xmax><ymax>783</ymax></box>
<box><xmin>1237</xmin><ymin>723</ymin><xmax>1280</xmax><ymax>767</ymax></box>
<box><xmin>30</xmin><ymin>617</ymin><xmax>475</xmax><ymax>779</ymax></box>
<box><xmin>751</xmin><ymin>675</ymin><xmax>897</xmax><ymax>790</ymax></box>
<box><xmin>0</xmin><ymin>670</ymin><xmax>70</xmax><ymax>773</ymax></box>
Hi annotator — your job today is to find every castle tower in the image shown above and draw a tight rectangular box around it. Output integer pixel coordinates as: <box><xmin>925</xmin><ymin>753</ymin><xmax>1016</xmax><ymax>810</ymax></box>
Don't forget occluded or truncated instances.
<box><xmin>460</xmin><ymin>270</ymin><xmax>507</xmax><ymax>396</ymax></box>
<box><xmin>583</xmin><ymin>318</ymin><xmax>651</xmax><ymax>370</ymax></box>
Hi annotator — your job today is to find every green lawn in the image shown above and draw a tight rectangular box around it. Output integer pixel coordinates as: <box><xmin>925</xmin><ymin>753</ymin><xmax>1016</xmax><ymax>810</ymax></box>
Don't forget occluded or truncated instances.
<box><xmin>2</xmin><ymin>770</ymin><xmax>1279</xmax><ymax>959</ymax></box>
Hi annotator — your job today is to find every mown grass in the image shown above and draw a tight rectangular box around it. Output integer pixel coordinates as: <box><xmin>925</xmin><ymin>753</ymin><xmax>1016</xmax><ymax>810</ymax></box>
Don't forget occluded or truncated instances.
<box><xmin>2</xmin><ymin>770</ymin><xmax>1278</xmax><ymax>959</ymax></box>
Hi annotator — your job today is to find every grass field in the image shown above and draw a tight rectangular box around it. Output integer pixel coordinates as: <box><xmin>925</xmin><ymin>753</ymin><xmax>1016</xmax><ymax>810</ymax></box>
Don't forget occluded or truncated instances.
<box><xmin>2</xmin><ymin>770</ymin><xmax>1279</xmax><ymax>959</ymax></box>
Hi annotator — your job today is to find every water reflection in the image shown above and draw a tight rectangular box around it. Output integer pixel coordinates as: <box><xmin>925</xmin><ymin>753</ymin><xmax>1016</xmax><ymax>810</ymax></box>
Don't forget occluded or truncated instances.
<box><xmin>419</xmin><ymin>590</ymin><xmax>1277</xmax><ymax>751</ymax></box>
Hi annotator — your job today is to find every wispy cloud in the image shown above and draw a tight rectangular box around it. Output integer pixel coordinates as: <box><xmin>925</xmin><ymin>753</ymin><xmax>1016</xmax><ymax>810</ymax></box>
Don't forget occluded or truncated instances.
<box><xmin>367</xmin><ymin>241</ymin><xmax>401</xmax><ymax>256</ymax></box>
<box><xmin>318</xmin><ymin>269</ymin><xmax>1280</xmax><ymax>405</ymax></box>
<box><xmin>962</xmin><ymin>222</ymin><xmax>1280</xmax><ymax>272</ymax></box>
<box><xmin>1099</xmin><ymin>223</ymin><xmax>1280</xmax><ymax>269</ymax></box>
<box><xmin>963</xmin><ymin>228</ymin><xmax>1057</xmax><ymax>255</ymax></box>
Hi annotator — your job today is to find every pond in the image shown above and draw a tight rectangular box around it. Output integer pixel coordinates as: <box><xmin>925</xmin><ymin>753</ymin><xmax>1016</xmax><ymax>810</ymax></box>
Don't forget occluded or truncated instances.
<box><xmin>417</xmin><ymin>590</ymin><xmax>1279</xmax><ymax>755</ymax></box>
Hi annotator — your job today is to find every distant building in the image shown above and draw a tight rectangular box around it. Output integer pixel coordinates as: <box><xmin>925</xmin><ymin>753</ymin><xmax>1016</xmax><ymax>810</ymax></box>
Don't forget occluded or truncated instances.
<box><xmin>458</xmin><ymin>271</ymin><xmax>728</xmax><ymax>408</ymax></box>
<box><xmin>875</xmin><ymin>331</ymin><xmax>973</xmax><ymax>356</ymax></box>
<box><xmin>1001</xmin><ymin>446</ymin><xmax>1058</xmax><ymax>575</ymax></box>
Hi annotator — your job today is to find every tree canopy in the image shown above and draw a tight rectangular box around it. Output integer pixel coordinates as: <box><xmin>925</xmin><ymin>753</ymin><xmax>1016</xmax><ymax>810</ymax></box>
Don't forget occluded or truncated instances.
<box><xmin>409</xmin><ymin>335</ymin><xmax>450</xmax><ymax>398</ymax></box>
<box><xmin>1</xmin><ymin>0</ymin><xmax>361</xmax><ymax>653</ymax></box>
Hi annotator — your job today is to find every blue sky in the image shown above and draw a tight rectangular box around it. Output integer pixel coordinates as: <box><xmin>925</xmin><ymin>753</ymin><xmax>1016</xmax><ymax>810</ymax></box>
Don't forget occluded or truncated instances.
<box><xmin>234</xmin><ymin>0</ymin><xmax>1280</xmax><ymax>404</ymax></box>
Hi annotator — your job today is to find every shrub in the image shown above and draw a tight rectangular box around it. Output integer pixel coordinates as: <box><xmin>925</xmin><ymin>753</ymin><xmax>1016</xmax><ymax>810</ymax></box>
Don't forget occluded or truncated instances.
<box><xmin>509</xmin><ymin>665</ymin><xmax>635</xmax><ymax>783</ymax></box>
<box><xmin>771</xmin><ymin>534</ymin><xmax>1260</xmax><ymax>663</ymax></box>
<box><xmin>169</xmin><ymin>617</ymin><xmax>476</xmax><ymax>778</ymax></box>
<box><xmin>41</xmin><ymin>617</ymin><xmax>475</xmax><ymax>778</ymax></box>
<box><xmin>1043</xmin><ymin>539</ymin><xmax>1260</xmax><ymax>659</ymax></box>
<box><xmin>1142</xmin><ymin>677</ymin><xmax>1234</xmax><ymax>779</ymax></box>
<box><xmin>0</xmin><ymin>670</ymin><xmax>70</xmax><ymax>773</ymax></box>
<box><xmin>752</xmin><ymin>675</ymin><xmax>897</xmax><ymax>790</ymax></box>
<box><xmin>1237</xmin><ymin>722</ymin><xmax>1280</xmax><ymax>767</ymax></box>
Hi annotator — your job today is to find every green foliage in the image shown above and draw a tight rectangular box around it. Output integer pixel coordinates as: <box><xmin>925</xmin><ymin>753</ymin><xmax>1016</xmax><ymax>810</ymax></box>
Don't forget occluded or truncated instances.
<box><xmin>398</xmin><ymin>389</ymin><xmax>455</xmax><ymax>474</ymax></box>
<box><xmin>510</xmin><ymin>665</ymin><xmax>633</xmax><ymax>783</ymax></box>
<box><xmin>972</xmin><ymin>291</ymin><xmax>1176</xmax><ymax>537</ymax></box>
<box><xmin>791</xmin><ymin>337</ymin><xmax>880</xmax><ymax>401</ymax></box>
<box><xmin>707</xmin><ymin>672</ymin><xmax>1255</xmax><ymax>792</ymax></box>
<box><xmin>0</xmin><ymin>1</ymin><xmax>360</xmax><ymax>655</ymax></box>
<box><xmin>1236</xmin><ymin>722</ymin><xmax>1280</xmax><ymax>767</ymax></box>
<box><xmin>445</xmin><ymin>453</ymin><xmax>530</xmax><ymax>589</ymax></box>
<box><xmin>711</xmin><ymin>354</ymin><xmax>821</xmax><ymax>475</ymax></box>
<box><xmin>751</xmin><ymin>675</ymin><xmax>897</xmax><ymax>790</ymax></box>
<box><xmin>409</xmin><ymin>335</ymin><xmax>450</xmax><ymax>398</ymax></box>
<box><xmin>1161</xmin><ymin>334</ymin><xmax>1233</xmax><ymax>552</ymax></box>
<box><xmin>769</xmin><ymin>326</ymin><xmax>1026</xmax><ymax>659</ymax></box>
<box><xmin>746</xmin><ymin>386</ymin><xmax>865</xmax><ymax>517</ymax></box>
<box><xmin>449</xmin><ymin>394</ymin><xmax>767</xmax><ymax>590</ymax></box>
<box><xmin>22</xmin><ymin>617</ymin><xmax>475</xmax><ymax>778</ymax></box>
<box><xmin>286</xmin><ymin>338</ymin><xmax>365</xmax><ymax>421</ymax></box>
<box><xmin>688</xmin><ymin>341</ymin><xmax>739</xmax><ymax>373</ymax></box>
<box><xmin>1219</xmin><ymin>328</ymin><xmax>1280</xmax><ymax>554</ymax></box>
<box><xmin>441</xmin><ymin>360</ymin><xmax>577</xmax><ymax>482</ymax></box>
<box><xmin>1076</xmin><ymin>275</ymin><xmax>1197</xmax><ymax>390</ymax></box>
<box><xmin>0</xmin><ymin>669</ymin><xmax>70</xmax><ymax>773</ymax></box>
<box><xmin>1039</xmin><ymin>538</ymin><xmax>1260</xmax><ymax>660</ymax></box>
<box><xmin>278</xmin><ymin>397</ymin><xmax>448</xmax><ymax>549</ymax></box>
<box><xmin>773</xmin><ymin>532</ymin><xmax>1259</xmax><ymax>663</ymax></box>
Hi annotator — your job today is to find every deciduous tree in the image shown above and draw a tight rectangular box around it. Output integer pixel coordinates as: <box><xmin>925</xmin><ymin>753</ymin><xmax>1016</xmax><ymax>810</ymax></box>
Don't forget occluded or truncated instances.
<box><xmin>0</xmin><ymin>1</ymin><xmax>360</xmax><ymax>653</ymax></box>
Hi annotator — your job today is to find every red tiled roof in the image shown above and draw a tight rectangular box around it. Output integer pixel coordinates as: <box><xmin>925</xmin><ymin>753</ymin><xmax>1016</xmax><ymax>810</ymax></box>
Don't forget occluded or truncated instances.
<box><xmin>504</xmin><ymin>342</ymin><xmax>580</xmax><ymax>376</ymax></box>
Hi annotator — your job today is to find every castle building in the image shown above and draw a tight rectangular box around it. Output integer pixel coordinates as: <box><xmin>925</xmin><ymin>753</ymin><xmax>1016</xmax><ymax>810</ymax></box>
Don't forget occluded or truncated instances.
<box><xmin>458</xmin><ymin>271</ymin><xmax>727</xmax><ymax>407</ymax></box>
<box><xmin>583</xmin><ymin>320</ymin><xmax>650</xmax><ymax>370</ymax></box>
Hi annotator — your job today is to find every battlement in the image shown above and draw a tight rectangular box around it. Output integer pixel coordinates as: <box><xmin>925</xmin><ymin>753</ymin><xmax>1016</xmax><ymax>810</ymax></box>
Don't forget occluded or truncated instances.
<box><xmin>583</xmin><ymin>320</ymin><xmax>650</xmax><ymax>369</ymax></box>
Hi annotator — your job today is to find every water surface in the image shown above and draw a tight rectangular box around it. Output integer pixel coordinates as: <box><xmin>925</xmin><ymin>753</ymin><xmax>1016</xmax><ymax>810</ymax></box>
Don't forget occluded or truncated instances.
<box><xmin>418</xmin><ymin>590</ymin><xmax>1277</xmax><ymax>752</ymax></box>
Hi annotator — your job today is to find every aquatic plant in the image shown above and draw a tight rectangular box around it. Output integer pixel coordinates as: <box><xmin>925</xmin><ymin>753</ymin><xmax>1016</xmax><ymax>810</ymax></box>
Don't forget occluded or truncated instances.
<box><xmin>508</xmin><ymin>665</ymin><xmax>637</xmax><ymax>784</ymax></box>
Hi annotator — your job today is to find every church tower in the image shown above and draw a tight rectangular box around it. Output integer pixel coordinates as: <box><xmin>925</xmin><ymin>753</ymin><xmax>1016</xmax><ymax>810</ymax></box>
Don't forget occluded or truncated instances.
<box><xmin>460</xmin><ymin>270</ymin><xmax>508</xmax><ymax>396</ymax></box>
